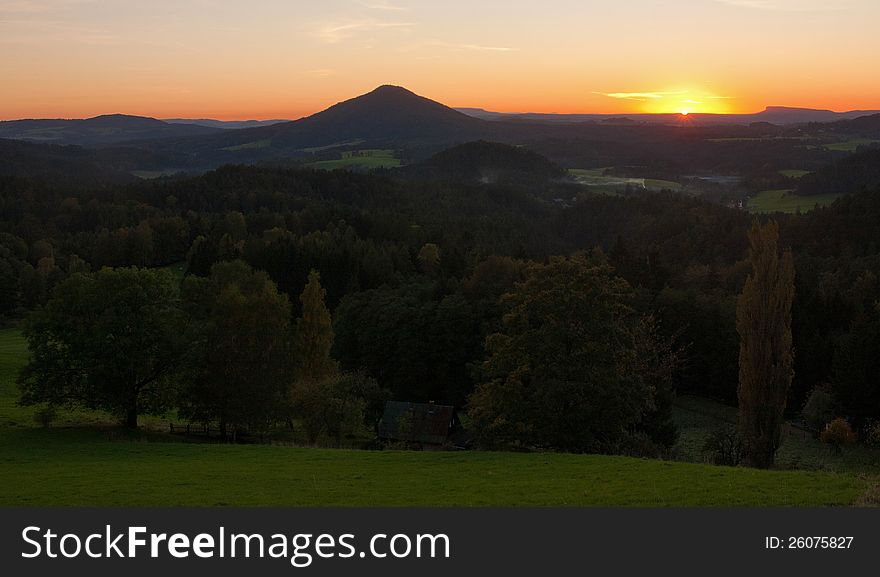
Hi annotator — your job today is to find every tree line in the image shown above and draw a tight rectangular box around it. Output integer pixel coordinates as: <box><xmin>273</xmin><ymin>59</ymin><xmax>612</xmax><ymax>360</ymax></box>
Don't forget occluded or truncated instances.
<box><xmin>18</xmin><ymin>263</ymin><xmax>389</xmax><ymax>442</ymax></box>
<box><xmin>3</xmin><ymin>163</ymin><xmax>880</xmax><ymax>458</ymax></box>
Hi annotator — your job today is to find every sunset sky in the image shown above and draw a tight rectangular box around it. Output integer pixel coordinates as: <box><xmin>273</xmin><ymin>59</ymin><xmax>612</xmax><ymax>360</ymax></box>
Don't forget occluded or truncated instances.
<box><xmin>1</xmin><ymin>0</ymin><xmax>879</xmax><ymax>120</ymax></box>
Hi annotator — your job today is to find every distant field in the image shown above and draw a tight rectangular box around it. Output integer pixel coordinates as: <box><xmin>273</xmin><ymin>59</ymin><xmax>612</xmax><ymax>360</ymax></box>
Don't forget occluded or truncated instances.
<box><xmin>779</xmin><ymin>169</ymin><xmax>811</xmax><ymax>178</ymax></box>
<box><xmin>569</xmin><ymin>169</ymin><xmax>681</xmax><ymax>192</ymax></box>
<box><xmin>304</xmin><ymin>149</ymin><xmax>401</xmax><ymax>170</ymax></box>
<box><xmin>708</xmin><ymin>137</ymin><xmax>812</xmax><ymax>143</ymax></box>
<box><xmin>644</xmin><ymin>178</ymin><xmax>682</xmax><ymax>191</ymax></box>
<box><xmin>161</xmin><ymin>261</ymin><xmax>188</xmax><ymax>283</ymax></box>
<box><xmin>822</xmin><ymin>139</ymin><xmax>880</xmax><ymax>152</ymax></box>
<box><xmin>221</xmin><ymin>139</ymin><xmax>271</xmax><ymax>152</ymax></box>
<box><xmin>3</xmin><ymin>128</ymin><xmax>65</xmax><ymax>142</ymax></box>
<box><xmin>131</xmin><ymin>169</ymin><xmax>184</xmax><ymax>179</ymax></box>
<box><xmin>748</xmin><ymin>189</ymin><xmax>842</xmax><ymax>214</ymax></box>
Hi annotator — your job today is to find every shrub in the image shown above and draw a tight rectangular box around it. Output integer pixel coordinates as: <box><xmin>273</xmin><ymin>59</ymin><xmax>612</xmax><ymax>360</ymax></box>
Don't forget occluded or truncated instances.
<box><xmin>820</xmin><ymin>418</ymin><xmax>858</xmax><ymax>454</ymax></box>
<box><xmin>865</xmin><ymin>421</ymin><xmax>880</xmax><ymax>448</ymax></box>
<box><xmin>702</xmin><ymin>426</ymin><xmax>744</xmax><ymax>466</ymax></box>
<box><xmin>33</xmin><ymin>405</ymin><xmax>56</xmax><ymax>428</ymax></box>
<box><xmin>801</xmin><ymin>384</ymin><xmax>836</xmax><ymax>435</ymax></box>
<box><xmin>613</xmin><ymin>431</ymin><xmax>665</xmax><ymax>459</ymax></box>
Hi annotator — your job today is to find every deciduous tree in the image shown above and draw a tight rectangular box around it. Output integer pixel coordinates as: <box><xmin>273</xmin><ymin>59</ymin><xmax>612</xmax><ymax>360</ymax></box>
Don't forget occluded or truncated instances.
<box><xmin>180</xmin><ymin>260</ymin><xmax>291</xmax><ymax>439</ymax></box>
<box><xmin>468</xmin><ymin>252</ymin><xmax>677</xmax><ymax>453</ymax></box>
<box><xmin>18</xmin><ymin>267</ymin><xmax>184</xmax><ymax>427</ymax></box>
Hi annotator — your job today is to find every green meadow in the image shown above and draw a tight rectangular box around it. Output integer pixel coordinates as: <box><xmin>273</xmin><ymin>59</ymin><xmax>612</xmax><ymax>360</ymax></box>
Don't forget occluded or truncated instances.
<box><xmin>707</xmin><ymin>137</ymin><xmax>813</xmax><ymax>143</ymax></box>
<box><xmin>0</xmin><ymin>427</ymin><xmax>862</xmax><ymax>507</ymax></box>
<box><xmin>748</xmin><ymin>189</ymin><xmax>842</xmax><ymax>214</ymax></box>
<box><xmin>569</xmin><ymin>169</ymin><xmax>681</xmax><ymax>193</ymax></box>
<box><xmin>221</xmin><ymin>139</ymin><xmax>272</xmax><ymax>152</ymax></box>
<box><xmin>131</xmin><ymin>169</ymin><xmax>186</xmax><ymax>179</ymax></box>
<box><xmin>0</xmin><ymin>328</ymin><xmax>874</xmax><ymax>507</ymax></box>
<box><xmin>304</xmin><ymin>149</ymin><xmax>401</xmax><ymax>170</ymax></box>
<box><xmin>822</xmin><ymin>139</ymin><xmax>880</xmax><ymax>152</ymax></box>
<box><xmin>778</xmin><ymin>169</ymin><xmax>811</xmax><ymax>178</ymax></box>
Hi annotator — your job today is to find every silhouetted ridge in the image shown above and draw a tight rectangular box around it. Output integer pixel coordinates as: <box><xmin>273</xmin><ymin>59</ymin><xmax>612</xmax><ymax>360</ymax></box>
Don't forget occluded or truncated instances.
<box><xmin>0</xmin><ymin>114</ymin><xmax>220</xmax><ymax>146</ymax></box>
<box><xmin>263</xmin><ymin>85</ymin><xmax>489</xmax><ymax>146</ymax></box>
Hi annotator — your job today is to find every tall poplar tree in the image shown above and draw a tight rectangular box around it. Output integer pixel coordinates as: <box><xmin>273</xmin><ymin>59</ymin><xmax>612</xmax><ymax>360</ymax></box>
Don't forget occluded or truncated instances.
<box><xmin>736</xmin><ymin>220</ymin><xmax>795</xmax><ymax>468</ymax></box>
<box><xmin>294</xmin><ymin>270</ymin><xmax>337</xmax><ymax>382</ymax></box>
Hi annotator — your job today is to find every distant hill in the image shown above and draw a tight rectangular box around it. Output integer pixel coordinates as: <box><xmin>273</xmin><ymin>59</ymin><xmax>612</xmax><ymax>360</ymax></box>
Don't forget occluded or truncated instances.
<box><xmin>163</xmin><ymin>118</ymin><xmax>291</xmax><ymax>130</ymax></box>
<box><xmin>159</xmin><ymin>85</ymin><xmax>497</xmax><ymax>166</ymax></box>
<box><xmin>820</xmin><ymin>113</ymin><xmax>880</xmax><ymax>137</ymax></box>
<box><xmin>0</xmin><ymin>139</ymin><xmax>138</xmax><ymax>184</ymax></box>
<box><xmin>8</xmin><ymin>86</ymin><xmax>877</xmax><ymax>176</ymax></box>
<box><xmin>407</xmin><ymin>140</ymin><xmax>566</xmax><ymax>184</ymax></box>
<box><xmin>454</xmin><ymin>108</ymin><xmax>508</xmax><ymax>121</ymax></box>
<box><xmin>0</xmin><ymin>114</ymin><xmax>221</xmax><ymax>146</ymax></box>
<box><xmin>455</xmin><ymin>106</ymin><xmax>880</xmax><ymax>126</ymax></box>
<box><xmin>292</xmin><ymin>85</ymin><xmax>488</xmax><ymax>142</ymax></box>
<box><xmin>753</xmin><ymin>106</ymin><xmax>880</xmax><ymax>125</ymax></box>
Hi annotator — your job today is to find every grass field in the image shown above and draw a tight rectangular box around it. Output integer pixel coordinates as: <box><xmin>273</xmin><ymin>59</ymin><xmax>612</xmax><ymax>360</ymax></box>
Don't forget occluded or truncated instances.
<box><xmin>0</xmin><ymin>427</ymin><xmax>863</xmax><ymax>507</ymax></box>
<box><xmin>779</xmin><ymin>169</ymin><xmax>811</xmax><ymax>178</ymax></box>
<box><xmin>822</xmin><ymin>139</ymin><xmax>880</xmax><ymax>152</ymax></box>
<box><xmin>161</xmin><ymin>261</ymin><xmax>188</xmax><ymax>283</ymax></box>
<box><xmin>748</xmin><ymin>189</ymin><xmax>842</xmax><ymax>214</ymax></box>
<box><xmin>707</xmin><ymin>137</ymin><xmax>813</xmax><ymax>143</ymax></box>
<box><xmin>0</xmin><ymin>327</ymin><xmax>30</xmax><ymax>427</ymax></box>
<box><xmin>304</xmin><ymin>149</ymin><xmax>401</xmax><ymax>170</ymax></box>
<box><xmin>569</xmin><ymin>169</ymin><xmax>681</xmax><ymax>192</ymax></box>
<box><xmin>131</xmin><ymin>169</ymin><xmax>184</xmax><ymax>179</ymax></box>
<box><xmin>221</xmin><ymin>139</ymin><xmax>271</xmax><ymax>152</ymax></box>
<box><xmin>0</xmin><ymin>328</ymin><xmax>873</xmax><ymax>506</ymax></box>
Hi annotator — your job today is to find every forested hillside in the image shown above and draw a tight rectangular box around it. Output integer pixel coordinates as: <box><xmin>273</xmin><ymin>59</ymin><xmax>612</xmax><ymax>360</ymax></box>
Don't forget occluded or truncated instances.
<box><xmin>3</xmin><ymin>157</ymin><xmax>880</xmax><ymax>447</ymax></box>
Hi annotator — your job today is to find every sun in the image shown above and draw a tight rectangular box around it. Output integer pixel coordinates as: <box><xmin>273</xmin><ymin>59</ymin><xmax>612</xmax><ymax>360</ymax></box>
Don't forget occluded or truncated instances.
<box><xmin>680</xmin><ymin>109</ymin><xmax>690</xmax><ymax>116</ymax></box>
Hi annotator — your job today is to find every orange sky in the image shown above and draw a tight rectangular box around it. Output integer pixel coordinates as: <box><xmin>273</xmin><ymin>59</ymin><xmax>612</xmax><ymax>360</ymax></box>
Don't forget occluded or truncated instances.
<box><xmin>1</xmin><ymin>0</ymin><xmax>879</xmax><ymax>120</ymax></box>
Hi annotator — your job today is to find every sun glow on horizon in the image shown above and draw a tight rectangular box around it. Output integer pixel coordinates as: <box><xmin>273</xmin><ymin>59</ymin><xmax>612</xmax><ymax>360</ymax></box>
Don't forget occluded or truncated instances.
<box><xmin>604</xmin><ymin>89</ymin><xmax>737</xmax><ymax>115</ymax></box>
<box><xmin>595</xmin><ymin>86</ymin><xmax>739</xmax><ymax>115</ymax></box>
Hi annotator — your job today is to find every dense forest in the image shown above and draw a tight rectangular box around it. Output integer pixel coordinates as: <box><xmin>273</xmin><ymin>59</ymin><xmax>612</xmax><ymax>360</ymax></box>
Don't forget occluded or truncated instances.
<box><xmin>2</xmin><ymin>145</ymin><xmax>880</xmax><ymax>454</ymax></box>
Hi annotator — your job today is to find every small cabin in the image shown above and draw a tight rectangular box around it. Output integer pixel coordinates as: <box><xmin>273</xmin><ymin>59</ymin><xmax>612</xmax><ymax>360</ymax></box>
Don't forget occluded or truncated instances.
<box><xmin>378</xmin><ymin>401</ymin><xmax>459</xmax><ymax>445</ymax></box>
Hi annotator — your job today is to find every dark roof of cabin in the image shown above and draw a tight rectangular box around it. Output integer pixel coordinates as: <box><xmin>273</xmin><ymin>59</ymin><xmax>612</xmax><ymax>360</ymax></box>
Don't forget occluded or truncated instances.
<box><xmin>378</xmin><ymin>401</ymin><xmax>457</xmax><ymax>445</ymax></box>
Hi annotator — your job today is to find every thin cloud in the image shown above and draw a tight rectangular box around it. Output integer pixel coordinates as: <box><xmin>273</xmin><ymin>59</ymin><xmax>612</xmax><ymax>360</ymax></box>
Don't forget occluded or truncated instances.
<box><xmin>315</xmin><ymin>19</ymin><xmax>413</xmax><ymax>43</ymax></box>
<box><xmin>403</xmin><ymin>39</ymin><xmax>517</xmax><ymax>54</ymax></box>
<box><xmin>595</xmin><ymin>91</ymin><xmax>686</xmax><ymax>102</ymax></box>
<box><xmin>715</xmin><ymin>0</ymin><xmax>852</xmax><ymax>11</ymax></box>
<box><xmin>359</xmin><ymin>0</ymin><xmax>407</xmax><ymax>11</ymax></box>
<box><xmin>0</xmin><ymin>0</ymin><xmax>96</xmax><ymax>13</ymax></box>
<box><xmin>459</xmin><ymin>44</ymin><xmax>517</xmax><ymax>52</ymax></box>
